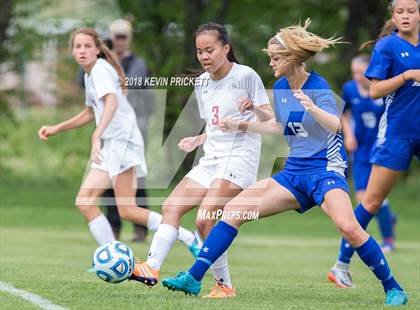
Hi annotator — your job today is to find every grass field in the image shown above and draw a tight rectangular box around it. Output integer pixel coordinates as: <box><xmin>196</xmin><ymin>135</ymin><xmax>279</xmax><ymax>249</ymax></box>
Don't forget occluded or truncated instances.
<box><xmin>0</xmin><ymin>174</ymin><xmax>419</xmax><ymax>309</ymax></box>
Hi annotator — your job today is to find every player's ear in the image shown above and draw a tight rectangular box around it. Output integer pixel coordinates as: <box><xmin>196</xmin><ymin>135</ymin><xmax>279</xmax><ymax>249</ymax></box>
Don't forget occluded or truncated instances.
<box><xmin>224</xmin><ymin>43</ymin><xmax>230</xmax><ymax>57</ymax></box>
<box><xmin>391</xmin><ymin>15</ymin><xmax>396</xmax><ymax>25</ymax></box>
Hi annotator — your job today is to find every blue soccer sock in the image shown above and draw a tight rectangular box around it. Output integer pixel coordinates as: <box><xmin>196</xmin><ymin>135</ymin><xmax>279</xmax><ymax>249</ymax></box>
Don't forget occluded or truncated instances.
<box><xmin>189</xmin><ymin>221</ymin><xmax>238</xmax><ymax>281</ymax></box>
<box><xmin>376</xmin><ymin>200</ymin><xmax>394</xmax><ymax>240</ymax></box>
<box><xmin>338</xmin><ymin>203</ymin><xmax>374</xmax><ymax>264</ymax></box>
<box><xmin>355</xmin><ymin>236</ymin><xmax>403</xmax><ymax>292</ymax></box>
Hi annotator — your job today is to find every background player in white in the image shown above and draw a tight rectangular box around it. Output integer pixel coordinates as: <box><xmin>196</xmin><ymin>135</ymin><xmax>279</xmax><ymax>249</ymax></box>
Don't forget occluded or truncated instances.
<box><xmin>132</xmin><ymin>22</ymin><xmax>270</xmax><ymax>298</ymax></box>
<box><xmin>38</xmin><ymin>28</ymin><xmax>199</xmax><ymax>259</ymax></box>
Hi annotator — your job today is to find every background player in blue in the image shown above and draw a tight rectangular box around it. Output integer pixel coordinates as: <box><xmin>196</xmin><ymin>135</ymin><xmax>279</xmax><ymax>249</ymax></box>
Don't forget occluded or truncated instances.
<box><xmin>329</xmin><ymin>0</ymin><xmax>419</xmax><ymax>292</ymax></box>
<box><xmin>341</xmin><ymin>54</ymin><xmax>397</xmax><ymax>253</ymax></box>
<box><xmin>160</xmin><ymin>19</ymin><xmax>407</xmax><ymax>306</ymax></box>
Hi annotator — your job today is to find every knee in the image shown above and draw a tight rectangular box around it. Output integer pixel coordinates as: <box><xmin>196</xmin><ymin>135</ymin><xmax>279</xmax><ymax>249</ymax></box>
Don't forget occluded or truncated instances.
<box><xmin>75</xmin><ymin>192</ymin><xmax>95</xmax><ymax>211</ymax></box>
<box><xmin>117</xmin><ymin>206</ymin><xmax>131</xmax><ymax>221</ymax></box>
<box><xmin>195</xmin><ymin>217</ymin><xmax>215</xmax><ymax>237</ymax></box>
<box><xmin>161</xmin><ymin>198</ymin><xmax>184</xmax><ymax>219</ymax></box>
<box><xmin>363</xmin><ymin>196</ymin><xmax>384</xmax><ymax>214</ymax></box>
<box><xmin>338</xmin><ymin>222</ymin><xmax>363</xmax><ymax>244</ymax></box>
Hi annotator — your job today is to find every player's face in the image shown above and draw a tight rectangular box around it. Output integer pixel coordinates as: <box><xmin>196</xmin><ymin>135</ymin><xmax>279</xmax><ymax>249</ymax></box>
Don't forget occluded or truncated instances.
<box><xmin>392</xmin><ymin>0</ymin><xmax>420</xmax><ymax>34</ymax></box>
<box><xmin>268</xmin><ymin>45</ymin><xmax>289</xmax><ymax>78</ymax></box>
<box><xmin>196</xmin><ymin>32</ymin><xmax>230</xmax><ymax>74</ymax></box>
<box><xmin>351</xmin><ymin>61</ymin><xmax>370</xmax><ymax>88</ymax></box>
<box><xmin>72</xmin><ymin>34</ymin><xmax>100</xmax><ymax>68</ymax></box>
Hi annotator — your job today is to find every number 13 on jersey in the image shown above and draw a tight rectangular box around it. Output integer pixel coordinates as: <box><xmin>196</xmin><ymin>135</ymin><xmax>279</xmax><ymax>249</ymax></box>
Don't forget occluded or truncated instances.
<box><xmin>211</xmin><ymin>105</ymin><xmax>219</xmax><ymax>125</ymax></box>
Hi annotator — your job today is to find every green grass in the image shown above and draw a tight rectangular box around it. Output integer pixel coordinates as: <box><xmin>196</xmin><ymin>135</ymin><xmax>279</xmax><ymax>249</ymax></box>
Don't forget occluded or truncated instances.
<box><xmin>0</xmin><ymin>176</ymin><xmax>419</xmax><ymax>309</ymax></box>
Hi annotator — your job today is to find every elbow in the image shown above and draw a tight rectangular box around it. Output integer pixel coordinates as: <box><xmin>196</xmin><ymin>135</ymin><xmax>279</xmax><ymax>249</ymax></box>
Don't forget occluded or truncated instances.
<box><xmin>329</xmin><ymin>117</ymin><xmax>341</xmax><ymax>133</ymax></box>
<box><xmin>335</xmin><ymin>121</ymin><xmax>342</xmax><ymax>133</ymax></box>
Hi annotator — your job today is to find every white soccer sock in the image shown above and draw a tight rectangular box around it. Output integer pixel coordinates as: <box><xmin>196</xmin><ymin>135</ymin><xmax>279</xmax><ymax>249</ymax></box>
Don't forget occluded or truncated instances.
<box><xmin>335</xmin><ymin>261</ymin><xmax>350</xmax><ymax>271</ymax></box>
<box><xmin>178</xmin><ymin>227</ymin><xmax>195</xmax><ymax>246</ymax></box>
<box><xmin>146</xmin><ymin>211</ymin><xmax>162</xmax><ymax>232</ymax></box>
<box><xmin>147</xmin><ymin>210</ymin><xmax>195</xmax><ymax>246</ymax></box>
<box><xmin>211</xmin><ymin>251</ymin><xmax>232</xmax><ymax>288</ymax></box>
<box><xmin>146</xmin><ymin>224</ymin><xmax>178</xmax><ymax>270</ymax></box>
<box><xmin>88</xmin><ymin>214</ymin><xmax>116</xmax><ymax>245</ymax></box>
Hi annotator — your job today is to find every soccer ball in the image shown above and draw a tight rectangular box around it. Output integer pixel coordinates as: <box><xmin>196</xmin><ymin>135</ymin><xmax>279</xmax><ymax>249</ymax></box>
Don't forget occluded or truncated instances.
<box><xmin>92</xmin><ymin>241</ymin><xmax>135</xmax><ymax>283</ymax></box>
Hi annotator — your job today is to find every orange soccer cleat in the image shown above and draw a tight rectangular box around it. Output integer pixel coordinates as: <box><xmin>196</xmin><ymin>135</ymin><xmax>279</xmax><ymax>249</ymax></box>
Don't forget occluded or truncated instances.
<box><xmin>130</xmin><ymin>261</ymin><xmax>160</xmax><ymax>287</ymax></box>
<box><xmin>202</xmin><ymin>283</ymin><xmax>236</xmax><ymax>298</ymax></box>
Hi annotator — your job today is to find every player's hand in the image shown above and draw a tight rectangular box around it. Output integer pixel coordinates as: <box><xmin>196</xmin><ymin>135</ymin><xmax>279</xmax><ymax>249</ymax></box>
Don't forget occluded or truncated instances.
<box><xmin>237</xmin><ymin>97</ymin><xmax>254</xmax><ymax>113</ymax></box>
<box><xmin>405</xmin><ymin>69</ymin><xmax>420</xmax><ymax>82</ymax></box>
<box><xmin>219</xmin><ymin>117</ymin><xmax>239</xmax><ymax>132</ymax></box>
<box><xmin>38</xmin><ymin>125</ymin><xmax>59</xmax><ymax>141</ymax></box>
<box><xmin>90</xmin><ymin>137</ymin><xmax>103</xmax><ymax>164</ymax></box>
<box><xmin>178</xmin><ymin>136</ymin><xmax>200</xmax><ymax>153</ymax></box>
<box><xmin>344</xmin><ymin>135</ymin><xmax>358</xmax><ymax>153</ymax></box>
<box><xmin>293</xmin><ymin>89</ymin><xmax>315</xmax><ymax>112</ymax></box>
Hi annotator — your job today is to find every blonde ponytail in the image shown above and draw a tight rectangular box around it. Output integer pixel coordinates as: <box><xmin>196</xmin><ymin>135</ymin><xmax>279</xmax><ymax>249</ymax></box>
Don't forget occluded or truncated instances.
<box><xmin>263</xmin><ymin>19</ymin><xmax>343</xmax><ymax>64</ymax></box>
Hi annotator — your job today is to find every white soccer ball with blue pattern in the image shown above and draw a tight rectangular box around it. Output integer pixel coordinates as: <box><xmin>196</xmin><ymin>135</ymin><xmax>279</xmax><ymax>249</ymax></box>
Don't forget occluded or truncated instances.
<box><xmin>92</xmin><ymin>241</ymin><xmax>135</xmax><ymax>283</ymax></box>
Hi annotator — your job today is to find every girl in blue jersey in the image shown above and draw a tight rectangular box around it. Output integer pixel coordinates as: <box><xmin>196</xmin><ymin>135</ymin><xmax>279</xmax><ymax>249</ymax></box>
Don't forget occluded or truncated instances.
<box><xmin>330</xmin><ymin>0</ymin><xmax>419</xmax><ymax>292</ymax></box>
<box><xmin>341</xmin><ymin>54</ymin><xmax>397</xmax><ymax>253</ymax></box>
<box><xmin>160</xmin><ymin>19</ymin><xmax>407</xmax><ymax>306</ymax></box>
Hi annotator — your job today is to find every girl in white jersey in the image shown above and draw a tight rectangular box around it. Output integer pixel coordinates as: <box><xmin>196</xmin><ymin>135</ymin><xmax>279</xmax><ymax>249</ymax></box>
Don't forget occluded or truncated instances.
<box><xmin>38</xmin><ymin>28</ymin><xmax>200</xmax><ymax>260</ymax></box>
<box><xmin>132</xmin><ymin>23</ymin><xmax>270</xmax><ymax>298</ymax></box>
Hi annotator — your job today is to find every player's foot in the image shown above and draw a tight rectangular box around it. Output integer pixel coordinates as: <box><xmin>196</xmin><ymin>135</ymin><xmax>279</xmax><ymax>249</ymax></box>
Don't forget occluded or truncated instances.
<box><xmin>162</xmin><ymin>271</ymin><xmax>201</xmax><ymax>296</ymax></box>
<box><xmin>385</xmin><ymin>289</ymin><xmax>408</xmax><ymax>306</ymax></box>
<box><xmin>381</xmin><ymin>241</ymin><xmax>395</xmax><ymax>254</ymax></box>
<box><xmin>130</xmin><ymin>261</ymin><xmax>159</xmax><ymax>287</ymax></box>
<box><xmin>203</xmin><ymin>283</ymin><xmax>236</xmax><ymax>298</ymax></box>
<box><xmin>328</xmin><ymin>263</ymin><xmax>355</xmax><ymax>288</ymax></box>
<box><xmin>188</xmin><ymin>231</ymin><xmax>203</xmax><ymax>259</ymax></box>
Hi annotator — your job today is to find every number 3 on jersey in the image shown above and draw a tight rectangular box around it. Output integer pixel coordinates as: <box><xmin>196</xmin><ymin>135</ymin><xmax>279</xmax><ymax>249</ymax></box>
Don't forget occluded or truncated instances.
<box><xmin>211</xmin><ymin>105</ymin><xmax>219</xmax><ymax>125</ymax></box>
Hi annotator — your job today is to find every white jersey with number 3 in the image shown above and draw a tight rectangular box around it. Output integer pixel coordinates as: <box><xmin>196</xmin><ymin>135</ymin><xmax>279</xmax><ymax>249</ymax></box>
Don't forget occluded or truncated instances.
<box><xmin>195</xmin><ymin>63</ymin><xmax>269</xmax><ymax>170</ymax></box>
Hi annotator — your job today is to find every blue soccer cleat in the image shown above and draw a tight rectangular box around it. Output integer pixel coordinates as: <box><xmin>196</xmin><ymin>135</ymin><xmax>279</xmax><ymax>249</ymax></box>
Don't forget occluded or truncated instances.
<box><xmin>188</xmin><ymin>231</ymin><xmax>203</xmax><ymax>259</ymax></box>
<box><xmin>162</xmin><ymin>271</ymin><xmax>201</xmax><ymax>296</ymax></box>
<box><xmin>385</xmin><ymin>289</ymin><xmax>408</xmax><ymax>306</ymax></box>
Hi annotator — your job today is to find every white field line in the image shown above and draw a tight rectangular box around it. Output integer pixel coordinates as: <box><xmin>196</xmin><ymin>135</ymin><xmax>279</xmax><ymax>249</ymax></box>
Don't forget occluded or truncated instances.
<box><xmin>0</xmin><ymin>281</ymin><xmax>68</xmax><ymax>310</ymax></box>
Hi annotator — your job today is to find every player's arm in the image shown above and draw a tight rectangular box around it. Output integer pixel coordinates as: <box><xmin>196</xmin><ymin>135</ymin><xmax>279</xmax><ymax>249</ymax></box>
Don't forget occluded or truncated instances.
<box><xmin>90</xmin><ymin>93</ymin><xmax>118</xmax><ymax>163</ymax></box>
<box><xmin>254</xmin><ymin>104</ymin><xmax>275</xmax><ymax>121</ymax></box>
<box><xmin>293</xmin><ymin>90</ymin><xmax>341</xmax><ymax>133</ymax></box>
<box><xmin>370</xmin><ymin>69</ymin><xmax>420</xmax><ymax>99</ymax></box>
<box><xmin>219</xmin><ymin>117</ymin><xmax>283</xmax><ymax>134</ymax></box>
<box><xmin>38</xmin><ymin>107</ymin><xmax>94</xmax><ymax>141</ymax></box>
<box><xmin>341</xmin><ymin>110</ymin><xmax>357</xmax><ymax>152</ymax></box>
<box><xmin>238</xmin><ymin>98</ymin><xmax>274</xmax><ymax>121</ymax></box>
<box><xmin>91</xmin><ymin>93</ymin><xmax>118</xmax><ymax>141</ymax></box>
<box><xmin>239</xmin><ymin>118</ymin><xmax>282</xmax><ymax>134</ymax></box>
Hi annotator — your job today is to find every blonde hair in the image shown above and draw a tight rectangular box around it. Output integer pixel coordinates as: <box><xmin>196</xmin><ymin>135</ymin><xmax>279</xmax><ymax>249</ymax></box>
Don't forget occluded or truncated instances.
<box><xmin>263</xmin><ymin>19</ymin><xmax>342</xmax><ymax>64</ymax></box>
<box><xmin>69</xmin><ymin>28</ymin><xmax>126</xmax><ymax>89</ymax></box>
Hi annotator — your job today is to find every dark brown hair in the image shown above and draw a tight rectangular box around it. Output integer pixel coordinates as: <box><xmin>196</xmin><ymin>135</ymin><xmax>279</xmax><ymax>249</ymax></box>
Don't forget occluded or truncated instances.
<box><xmin>195</xmin><ymin>22</ymin><xmax>239</xmax><ymax>64</ymax></box>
